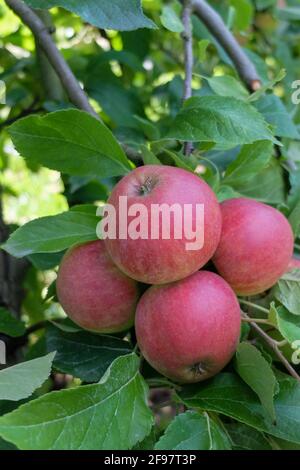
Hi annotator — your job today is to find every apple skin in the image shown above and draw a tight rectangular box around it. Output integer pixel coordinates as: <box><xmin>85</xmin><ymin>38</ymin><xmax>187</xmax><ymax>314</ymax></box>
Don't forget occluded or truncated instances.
<box><xmin>287</xmin><ymin>256</ymin><xmax>300</xmax><ymax>272</ymax></box>
<box><xmin>135</xmin><ymin>271</ymin><xmax>241</xmax><ymax>383</ymax></box>
<box><xmin>213</xmin><ymin>198</ymin><xmax>294</xmax><ymax>296</ymax></box>
<box><xmin>104</xmin><ymin>165</ymin><xmax>222</xmax><ymax>284</ymax></box>
<box><xmin>56</xmin><ymin>240</ymin><xmax>139</xmax><ymax>333</ymax></box>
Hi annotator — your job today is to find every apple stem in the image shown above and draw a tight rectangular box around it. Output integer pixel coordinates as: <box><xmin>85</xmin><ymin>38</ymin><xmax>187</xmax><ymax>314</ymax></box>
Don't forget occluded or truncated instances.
<box><xmin>242</xmin><ymin>317</ymin><xmax>272</xmax><ymax>326</ymax></box>
<box><xmin>239</xmin><ymin>299</ymin><xmax>269</xmax><ymax>315</ymax></box>
<box><xmin>242</xmin><ymin>311</ymin><xmax>300</xmax><ymax>383</ymax></box>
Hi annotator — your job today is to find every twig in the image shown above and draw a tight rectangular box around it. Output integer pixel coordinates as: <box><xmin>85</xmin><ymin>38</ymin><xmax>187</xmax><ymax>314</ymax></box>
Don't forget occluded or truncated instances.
<box><xmin>190</xmin><ymin>0</ymin><xmax>261</xmax><ymax>91</ymax></box>
<box><xmin>35</xmin><ymin>9</ymin><xmax>65</xmax><ymax>102</ymax></box>
<box><xmin>181</xmin><ymin>0</ymin><xmax>194</xmax><ymax>155</ymax></box>
<box><xmin>242</xmin><ymin>317</ymin><xmax>272</xmax><ymax>326</ymax></box>
<box><xmin>5</xmin><ymin>0</ymin><xmax>98</xmax><ymax>118</ymax></box>
<box><xmin>242</xmin><ymin>311</ymin><xmax>300</xmax><ymax>382</ymax></box>
<box><xmin>239</xmin><ymin>299</ymin><xmax>269</xmax><ymax>314</ymax></box>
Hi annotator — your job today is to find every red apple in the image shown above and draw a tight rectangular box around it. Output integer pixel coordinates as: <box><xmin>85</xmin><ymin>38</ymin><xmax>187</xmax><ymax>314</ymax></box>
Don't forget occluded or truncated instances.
<box><xmin>135</xmin><ymin>271</ymin><xmax>241</xmax><ymax>383</ymax></box>
<box><xmin>213</xmin><ymin>198</ymin><xmax>294</xmax><ymax>296</ymax></box>
<box><xmin>104</xmin><ymin>165</ymin><xmax>222</xmax><ymax>284</ymax></box>
<box><xmin>56</xmin><ymin>240</ymin><xmax>139</xmax><ymax>333</ymax></box>
<box><xmin>287</xmin><ymin>256</ymin><xmax>300</xmax><ymax>272</ymax></box>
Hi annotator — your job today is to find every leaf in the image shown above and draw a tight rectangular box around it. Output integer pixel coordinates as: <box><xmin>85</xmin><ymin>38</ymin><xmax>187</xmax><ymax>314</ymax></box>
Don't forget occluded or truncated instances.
<box><xmin>248</xmin><ymin>70</ymin><xmax>286</xmax><ymax>102</ymax></box>
<box><xmin>254</xmin><ymin>95</ymin><xmax>300</xmax><ymax>140</ymax></box>
<box><xmin>223</xmin><ymin>141</ymin><xmax>273</xmax><ymax>186</ymax></box>
<box><xmin>2</xmin><ymin>206</ymin><xmax>99</xmax><ymax>258</ymax></box>
<box><xmin>269</xmin><ymin>303</ymin><xmax>300</xmax><ymax>344</ymax></box>
<box><xmin>273</xmin><ymin>270</ymin><xmax>300</xmax><ymax>315</ymax></box>
<box><xmin>289</xmin><ymin>198</ymin><xmax>300</xmax><ymax>237</ymax></box>
<box><xmin>155</xmin><ymin>411</ymin><xmax>231</xmax><ymax>450</ymax></box>
<box><xmin>178</xmin><ymin>372</ymin><xmax>300</xmax><ymax>443</ymax></box>
<box><xmin>203</xmin><ymin>75</ymin><xmax>249</xmax><ymax>100</ymax></box>
<box><xmin>160</xmin><ymin>5</ymin><xmax>184</xmax><ymax>33</ymax></box>
<box><xmin>9</xmin><ymin>110</ymin><xmax>132</xmax><ymax>178</ymax></box>
<box><xmin>0</xmin><ymin>354</ymin><xmax>153</xmax><ymax>450</ymax></box>
<box><xmin>0</xmin><ymin>352</ymin><xmax>55</xmax><ymax>402</ymax></box>
<box><xmin>141</xmin><ymin>146</ymin><xmax>161</xmax><ymax>165</ymax></box>
<box><xmin>46</xmin><ymin>324</ymin><xmax>132</xmax><ymax>383</ymax></box>
<box><xmin>28</xmin><ymin>251</ymin><xmax>64</xmax><ymax>270</ymax></box>
<box><xmin>232</xmin><ymin>159</ymin><xmax>285</xmax><ymax>204</ymax></box>
<box><xmin>23</xmin><ymin>0</ymin><xmax>156</xmax><ymax>31</ymax></box>
<box><xmin>167</xmin><ymin>96</ymin><xmax>277</xmax><ymax>146</ymax></box>
<box><xmin>235</xmin><ymin>343</ymin><xmax>278</xmax><ymax>422</ymax></box>
<box><xmin>226</xmin><ymin>423</ymin><xmax>272</xmax><ymax>450</ymax></box>
<box><xmin>229</xmin><ymin>0</ymin><xmax>254</xmax><ymax>31</ymax></box>
<box><xmin>216</xmin><ymin>185</ymin><xmax>241</xmax><ymax>202</ymax></box>
<box><xmin>0</xmin><ymin>308</ymin><xmax>25</xmax><ymax>337</ymax></box>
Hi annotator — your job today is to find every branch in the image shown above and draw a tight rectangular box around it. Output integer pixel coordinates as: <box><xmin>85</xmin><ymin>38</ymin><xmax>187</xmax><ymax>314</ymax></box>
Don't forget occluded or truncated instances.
<box><xmin>191</xmin><ymin>0</ymin><xmax>261</xmax><ymax>91</ymax></box>
<box><xmin>242</xmin><ymin>311</ymin><xmax>300</xmax><ymax>382</ymax></box>
<box><xmin>5</xmin><ymin>0</ymin><xmax>98</xmax><ymax>118</ymax></box>
<box><xmin>181</xmin><ymin>0</ymin><xmax>194</xmax><ymax>156</ymax></box>
<box><xmin>35</xmin><ymin>9</ymin><xmax>65</xmax><ymax>102</ymax></box>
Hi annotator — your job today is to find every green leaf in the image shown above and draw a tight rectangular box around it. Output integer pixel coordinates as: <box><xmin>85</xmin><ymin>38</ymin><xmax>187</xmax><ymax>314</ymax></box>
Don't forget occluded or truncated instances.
<box><xmin>141</xmin><ymin>146</ymin><xmax>161</xmax><ymax>165</ymax></box>
<box><xmin>223</xmin><ymin>141</ymin><xmax>273</xmax><ymax>186</ymax></box>
<box><xmin>235</xmin><ymin>342</ymin><xmax>278</xmax><ymax>422</ymax></box>
<box><xmin>23</xmin><ymin>0</ymin><xmax>156</xmax><ymax>31</ymax></box>
<box><xmin>46</xmin><ymin>324</ymin><xmax>132</xmax><ymax>383</ymax></box>
<box><xmin>2</xmin><ymin>206</ymin><xmax>99</xmax><ymax>258</ymax></box>
<box><xmin>0</xmin><ymin>308</ymin><xmax>25</xmax><ymax>337</ymax></box>
<box><xmin>155</xmin><ymin>411</ymin><xmax>231</xmax><ymax>450</ymax></box>
<box><xmin>248</xmin><ymin>70</ymin><xmax>286</xmax><ymax>103</ymax></box>
<box><xmin>167</xmin><ymin>96</ymin><xmax>277</xmax><ymax>146</ymax></box>
<box><xmin>254</xmin><ymin>95</ymin><xmax>300</xmax><ymax>140</ymax></box>
<box><xmin>289</xmin><ymin>198</ymin><xmax>300</xmax><ymax>237</ymax></box>
<box><xmin>178</xmin><ymin>372</ymin><xmax>300</xmax><ymax>443</ymax></box>
<box><xmin>226</xmin><ymin>423</ymin><xmax>272</xmax><ymax>450</ymax></box>
<box><xmin>216</xmin><ymin>185</ymin><xmax>241</xmax><ymax>202</ymax></box>
<box><xmin>9</xmin><ymin>110</ymin><xmax>132</xmax><ymax>178</ymax></box>
<box><xmin>229</xmin><ymin>0</ymin><xmax>253</xmax><ymax>31</ymax></box>
<box><xmin>0</xmin><ymin>352</ymin><xmax>55</xmax><ymax>402</ymax></box>
<box><xmin>269</xmin><ymin>303</ymin><xmax>300</xmax><ymax>344</ymax></box>
<box><xmin>203</xmin><ymin>75</ymin><xmax>249</xmax><ymax>100</ymax></box>
<box><xmin>273</xmin><ymin>270</ymin><xmax>300</xmax><ymax>315</ymax></box>
<box><xmin>232</xmin><ymin>159</ymin><xmax>285</xmax><ymax>204</ymax></box>
<box><xmin>160</xmin><ymin>5</ymin><xmax>184</xmax><ymax>33</ymax></box>
<box><xmin>0</xmin><ymin>354</ymin><xmax>153</xmax><ymax>450</ymax></box>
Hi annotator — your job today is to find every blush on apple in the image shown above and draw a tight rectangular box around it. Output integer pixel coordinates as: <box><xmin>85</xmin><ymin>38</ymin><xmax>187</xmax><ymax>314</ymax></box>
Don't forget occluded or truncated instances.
<box><xmin>56</xmin><ymin>240</ymin><xmax>139</xmax><ymax>333</ymax></box>
<box><xmin>213</xmin><ymin>198</ymin><xmax>294</xmax><ymax>295</ymax></box>
<box><xmin>104</xmin><ymin>165</ymin><xmax>222</xmax><ymax>284</ymax></box>
<box><xmin>135</xmin><ymin>271</ymin><xmax>241</xmax><ymax>383</ymax></box>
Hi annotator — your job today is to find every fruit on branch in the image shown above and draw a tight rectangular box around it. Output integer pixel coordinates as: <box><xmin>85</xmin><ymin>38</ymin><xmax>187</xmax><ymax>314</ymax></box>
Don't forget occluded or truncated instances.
<box><xmin>104</xmin><ymin>165</ymin><xmax>222</xmax><ymax>284</ymax></box>
<box><xmin>288</xmin><ymin>256</ymin><xmax>300</xmax><ymax>272</ymax></box>
<box><xmin>135</xmin><ymin>271</ymin><xmax>241</xmax><ymax>383</ymax></box>
<box><xmin>213</xmin><ymin>198</ymin><xmax>294</xmax><ymax>296</ymax></box>
<box><xmin>56</xmin><ymin>240</ymin><xmax>139</xmax><ymax>333</ymax></box>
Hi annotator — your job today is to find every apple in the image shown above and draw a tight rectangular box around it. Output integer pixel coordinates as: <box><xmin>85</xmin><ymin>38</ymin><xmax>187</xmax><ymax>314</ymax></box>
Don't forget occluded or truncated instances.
<box><xmin>135</xmin><ymin>271</ymin><xmax>241</xmax><ymax>383</ymax></box>
<box><xmin>56</xmin><ymin>240</ymin><xmax>139</xmax><ymax>333</ymax></box>
<box><xmin>287</xmin><ymin>256</ymin><xmax>300</xmax><ymax>272</ymax></box>
<box><xmin>104</xmin><ymin>165</ymin><xmax>222</xmax><ymax>284</ymax></box>
<box><xmin>213</xmin><ymin>198</ymin><xmax>294</xmax><ymax>295</ymax></box>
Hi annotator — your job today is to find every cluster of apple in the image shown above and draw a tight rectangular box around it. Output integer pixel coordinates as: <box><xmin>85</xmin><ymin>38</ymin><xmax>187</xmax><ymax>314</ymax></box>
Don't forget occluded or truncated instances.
<box><xmin>56</xmin><ymin>165</ymin><xmax>295</xmax><ymax>383</ymax></box>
